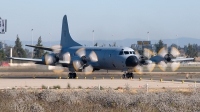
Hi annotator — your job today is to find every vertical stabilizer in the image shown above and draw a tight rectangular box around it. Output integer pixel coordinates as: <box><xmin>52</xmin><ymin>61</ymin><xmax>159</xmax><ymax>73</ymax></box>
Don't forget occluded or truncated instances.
<box><xmin>60</xmin><ymin>15</ymin><xmax>82</xmax><ymax>48</ymax></box>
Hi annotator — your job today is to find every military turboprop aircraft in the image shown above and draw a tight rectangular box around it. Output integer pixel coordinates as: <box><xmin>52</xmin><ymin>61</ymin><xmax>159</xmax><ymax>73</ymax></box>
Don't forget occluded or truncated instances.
<box><xmin>9</xmin><ymin>15</ymin><xmax>194</xmax><ymax>78</ymax></box>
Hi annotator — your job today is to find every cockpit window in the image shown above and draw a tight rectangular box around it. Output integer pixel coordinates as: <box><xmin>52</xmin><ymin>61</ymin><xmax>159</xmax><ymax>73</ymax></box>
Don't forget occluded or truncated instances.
<box><xmin>119</xmin><ymin>51</ymin><xmax>135</xmax><ymax>55</ymax></box>
<box><xmin>119</xmin><ymin>51</ymin><xmax>123</xmax><ymax>55</ymax></box>
<box><xmin>124</xmin><ymin>51</ymin><xmax>129</xmax><ymax>55</ymax></box>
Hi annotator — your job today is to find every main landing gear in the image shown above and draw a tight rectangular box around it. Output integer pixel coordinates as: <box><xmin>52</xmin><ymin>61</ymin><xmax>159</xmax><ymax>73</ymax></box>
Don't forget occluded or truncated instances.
<box><xmin>68</xmin><ymin>73</ymin><xmax>77</xmax><ymax>79</ymax></box>
<box><xmin>123</xmin><ymin>72</ymin><xmax>134</xmax><ymax>79</ymax></box>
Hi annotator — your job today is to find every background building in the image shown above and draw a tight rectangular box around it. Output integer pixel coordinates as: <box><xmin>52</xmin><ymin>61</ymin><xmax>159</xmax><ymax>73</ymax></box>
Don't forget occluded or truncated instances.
<box><xmin>131</xmin><ymin>41</ymin><xmax>156</xmax><ymax>52</ymax></box>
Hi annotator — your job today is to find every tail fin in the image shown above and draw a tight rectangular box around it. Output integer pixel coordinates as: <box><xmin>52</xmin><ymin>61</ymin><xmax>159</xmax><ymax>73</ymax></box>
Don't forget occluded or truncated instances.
<box><xmin>60</xmin><ymin>15</ymin><xmax>82</xmax><ymax>48</ymax></box>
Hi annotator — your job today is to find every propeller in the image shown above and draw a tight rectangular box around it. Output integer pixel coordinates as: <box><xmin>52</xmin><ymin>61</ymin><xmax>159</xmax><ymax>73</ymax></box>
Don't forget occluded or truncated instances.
<box><xmin>134</xmin><ymin>50</ymin><xmax>156</xmax><ymax>73</ymax></box>
<box><xmin>51</xmin><ymin>45</ymin><xmax>62</xmax><ymax>54</ymax></box>
<box><xmin>143</xmin><ymin>48</ymin><xmax>154</xmax><ymax>59</ymax></box>
<box><xmin>44</xmin><ymin>45</ymin><xmax>71</xmax><ymax>74</ymax></box>
<box><xmin>157</xmin><ymin>61</ymin><xmax>167</xmax><ymax>72</ymax></box>
<box><xmin>146</xmin><ymin>62</ymin><xmax>156</xmax><ymax>72</ymax></box>
<box><xmin>73</xmin><ymin>48</ymin><xmax>98</xmax><ymax>75</ymax></box>
<box><xmin>157</xmin><ymin>47</ymin><xmax>180</xmax><ymax>72</ymax></box>
<box><xmin>135</xmin><ymin>51</ymin><xmax>146</xmax><ymax>65</ymax></box>
<box><xmin>63</xmin><ymin>52</ymin><xmax>71</xmax><ymax>64</ymax></box>
<box><xmin>52</xmin><ymin>52</ymin><xmax>71</xmax><ymax>74</ymax></box>
<box><xmin>143</xmin><ymin>47</ymin><xmax>181</xmax><ymax>72</ymax></box>
<box><xmin>52</xmin><ymin>65</ymin><xmax>64</xmax><ymax>74</ymax></box>
<box><xmin>133</xmin><ymin>65</ymin><xmax>143</xmax><ymax>75</ymax></box>
<box><xmin>143</xmin><ymin>48</ymin><xmax>157</xmax><ymax>72</ymax></box>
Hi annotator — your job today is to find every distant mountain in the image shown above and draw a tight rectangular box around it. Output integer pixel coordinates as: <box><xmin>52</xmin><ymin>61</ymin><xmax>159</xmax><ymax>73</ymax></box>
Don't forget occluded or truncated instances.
<box><xmin>77</xmin><ymin>37</ymin><xmax>200</xmax><ymax>47</ymax></box>
<box><xmin>2</xmin><ymin>37</ymin><xmax>200</xmax><ymax>49</ymax></box>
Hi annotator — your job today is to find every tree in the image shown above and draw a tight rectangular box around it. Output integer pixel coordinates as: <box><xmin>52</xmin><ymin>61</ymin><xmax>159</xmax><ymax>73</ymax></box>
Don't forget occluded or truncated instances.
<box><xmin>0</xmin><ymin>49</ymin><xmax>5</xmax><ymax>61</ymax></box>
<box><xmin>154</xmin><ymin>40</ymin><xmax>164</xmax><ymax>53</ymax></box>
<box><xmin>0</xmin><ymin>42</ymin><xmax>6</xmax><ymax>61</ymax></box>
<box><xmin>4</xmin><ymin>43</ymin><xmax>12</xmax><ymax>58</ymax></box>
<box><xmin>33</xmin><ymin>36</ymin><xmax>44</xmax><ymax>58</ymax></box>
<box><xmin>186</xmin><ymin>43</ymin><xmax>198</xmax><ymax>58</ymax></box>
<box><xmin>184</xmin><ymin>45</ymin><xmax>187</xmax><ymax>53</ymax></box>
<box><xmin>25</xmin><ymin>48</ymin><xmax>32</xmax><ymax>58</ymax></box>
<box><xmin>13</xmin><ymin>35</ymin><xmax>26</xmax><ymax>58</ymax></box>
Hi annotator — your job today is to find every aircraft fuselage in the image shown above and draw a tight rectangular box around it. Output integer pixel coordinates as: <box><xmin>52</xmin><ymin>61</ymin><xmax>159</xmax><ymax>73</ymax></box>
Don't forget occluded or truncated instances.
<box><xmin>60</xmin><ymin>46</ymin><xmax>137</xmax><ymax>72</ymax></box>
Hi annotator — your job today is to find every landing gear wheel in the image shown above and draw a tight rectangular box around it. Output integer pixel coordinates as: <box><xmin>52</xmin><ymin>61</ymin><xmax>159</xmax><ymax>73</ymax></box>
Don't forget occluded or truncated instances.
<box><xmin>68</xmin><ymin>73</ymin><xmax>77</xmax><ymax>79</ymax></box>
<box><xmin>126</xmin><ymin>73</ymin><xmax>134</xmax><ymax>79</ymax></box>
<box><xmin>122</xmin><ymin>74</ymin><xmax>126</xmax><ymax>79</ymax></box>
<box><xmin>130</xmin><ymin>73</ymin><xmax>134</xmax><ymax>78</ymax></box>
<box><xmin>68</xmin><ymin>73</ymin><xmax>72</xmax><ymax>79</ymax></box>
<box><xmin>72</xmin><ymin>73</ymin><xmax>76</xmax><ymax>79</ymax></box>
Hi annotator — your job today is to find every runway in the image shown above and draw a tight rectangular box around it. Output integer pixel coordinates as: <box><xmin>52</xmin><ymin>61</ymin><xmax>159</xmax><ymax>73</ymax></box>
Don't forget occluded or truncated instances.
<box><xmin>1</xmin><ymin>65</ymin><xmax>200</xmax><ymax>72</ymax></box>
<box><xmin>0</xmin><ymin>79</ymin><xmax>198</xmax><ymax>89</ymax></box>
<box><xmin>0</xmin><ymin>66</ymin><xmax>200</xmax><ymax>89</ymax></box>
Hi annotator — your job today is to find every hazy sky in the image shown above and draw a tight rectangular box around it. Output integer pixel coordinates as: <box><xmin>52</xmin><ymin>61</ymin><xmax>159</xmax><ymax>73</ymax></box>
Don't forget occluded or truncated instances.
<box><xmin>1</xmin><ymin>0</ymin><xmax>200</xmax><ymax>42</ymax></box>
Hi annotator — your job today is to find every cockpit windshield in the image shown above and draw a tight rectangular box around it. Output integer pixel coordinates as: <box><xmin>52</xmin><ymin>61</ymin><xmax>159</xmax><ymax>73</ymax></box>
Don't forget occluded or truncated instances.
<box><xmin>124</xmin><ymin>51</ymin><xmax>129</xmax><ymax>54</ymax></box>
<box><xmin>119</xmin><ymin>51</ymin><xmax>135</xmax><ymax>55</ymax></box>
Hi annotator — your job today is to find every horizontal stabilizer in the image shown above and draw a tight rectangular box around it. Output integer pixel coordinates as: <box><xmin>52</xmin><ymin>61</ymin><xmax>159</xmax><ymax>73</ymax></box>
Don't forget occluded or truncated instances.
<box><xmin>26</xmin><ymin>45</ymin><xmax>52</xmax><ymax>51</ymax></box>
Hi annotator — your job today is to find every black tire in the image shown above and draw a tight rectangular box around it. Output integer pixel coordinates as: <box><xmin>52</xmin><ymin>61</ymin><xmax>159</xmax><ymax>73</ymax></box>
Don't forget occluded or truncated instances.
<box><xmin>68</xmin><ymin>73</ymin><xmax>73</xmax><ymax>79</ymax></box>
<box><xmin>122</xmin><ymin>74</ymin><xmax>126</xmax><ymax>79</ymax></box>
<box><xmin>72</xmin><ymin>73</ymin><xmax>76</xmax><ymax>79</ymax></box>
<box><xmin>126</xmin><ymin>73</ymin><xmax>130</xmax><ymax>78</ymax></box>
<box><xmin>126</xmin><ymin>73</ymin><xmax>133</xmax><ymax>78</ymax></box>
<box><xmin>130</xmin><ymin>73</ymin><xmax>134</xmax><ymax>78</ymax></box>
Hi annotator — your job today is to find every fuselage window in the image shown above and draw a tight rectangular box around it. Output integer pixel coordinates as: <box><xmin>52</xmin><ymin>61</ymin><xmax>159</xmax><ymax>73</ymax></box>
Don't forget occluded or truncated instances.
<box><xmin>119</xmin><ymin>51</ymin><xmax>123</xmax><ymax>55</ymax></box>
<box><xmin>124</xmin><ymin>51</ymin><xmax>129</xmax><ymax>55</ymax></box>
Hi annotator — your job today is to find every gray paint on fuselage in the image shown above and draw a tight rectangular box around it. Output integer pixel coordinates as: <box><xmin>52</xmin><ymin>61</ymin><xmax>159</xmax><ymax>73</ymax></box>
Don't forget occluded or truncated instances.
<box><xmin>58</xmin><ymin>15</ymin><xmax>136</xmax><ymax>72</ymax></box>
<box><xmin>60</xmin><ymin>46</ymin><xmax>136</xmax><ymax>71</ymax></box>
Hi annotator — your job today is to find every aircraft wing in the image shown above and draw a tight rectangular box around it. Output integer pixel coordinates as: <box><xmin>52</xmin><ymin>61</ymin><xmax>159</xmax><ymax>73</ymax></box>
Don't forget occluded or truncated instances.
<box><xmin>8</xmin><ymin>57</ymin><xmax>42</xmax><ymax>62</ymax></box>
<box><xmin>26</xmin><ymin>45</ymin><xmax>52</xmax><ymax>51</ymax></box>
<box><xmin>8</xmin><ymin>57</ymin><xmax>70</xmax><ymax>65</ymax></box>
<box><xmin>58</xmin><ymin>60</ymin><xmax>70</xmax><ymax>64</ymax></box>
<box><xmin>145</xmin><ymin>60</ymin><xmax>153</xmax><ymax>64</ymax></box>
<box><xmin>171</xmin><ymin>58</ymin><xmax>194</xmax><ymax>62</ymax></box>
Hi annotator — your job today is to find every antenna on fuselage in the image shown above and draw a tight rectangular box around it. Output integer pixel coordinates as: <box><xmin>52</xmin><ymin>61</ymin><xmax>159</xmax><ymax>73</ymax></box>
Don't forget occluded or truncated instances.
<box><xmin>92</xmin><ymin>30</ymin><xmax>94</xmax><ymax>46</ymax></box>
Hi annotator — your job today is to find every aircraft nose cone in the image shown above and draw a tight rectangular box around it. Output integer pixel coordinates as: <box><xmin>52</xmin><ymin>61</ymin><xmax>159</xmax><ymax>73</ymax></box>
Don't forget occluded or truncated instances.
<box><xmin>125</xmin><ymin>56</ymin><xmax>139</xmax><ymax>67</ymax></box>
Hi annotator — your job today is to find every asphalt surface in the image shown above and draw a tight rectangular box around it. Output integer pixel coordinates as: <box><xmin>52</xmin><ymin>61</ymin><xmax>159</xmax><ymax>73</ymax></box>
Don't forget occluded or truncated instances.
<box><xmin>0</xmin><ymin>79</ymin><xmax>198</xmax><ymax>89</ymax></box>
<box><xmin>1</xmin><ymin>66</ymin><xmax>200</xmax><ymax>72</ymax></box>
<box><xmin>0</xmin><ymin>66</ymin><xmax>200</xmax><ymax>84</ymax></box>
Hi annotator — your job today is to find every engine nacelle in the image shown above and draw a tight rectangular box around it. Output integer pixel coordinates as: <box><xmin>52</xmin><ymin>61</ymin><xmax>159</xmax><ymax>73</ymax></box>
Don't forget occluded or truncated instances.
<box><xmin>164</xmin><ymin>54</ymin><xmax>174</xmax><ymax>62</ymax></box>
<box><xmin>43</xmin><ymin>53</ymin><xmax>58</xmax><ymax>65</ymax></box>
<box><xmin>139</xmin><ymin>55</ymin><xmax>148</xmax><ymax>65</ymax></box>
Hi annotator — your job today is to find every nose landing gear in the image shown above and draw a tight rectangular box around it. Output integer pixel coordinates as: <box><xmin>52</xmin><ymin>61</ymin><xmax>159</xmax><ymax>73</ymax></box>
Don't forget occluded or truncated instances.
<box><xmin>123</xmin><ymin>72</ymin><xmax>134</xmax><ymax>79</ymax></box>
